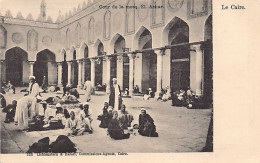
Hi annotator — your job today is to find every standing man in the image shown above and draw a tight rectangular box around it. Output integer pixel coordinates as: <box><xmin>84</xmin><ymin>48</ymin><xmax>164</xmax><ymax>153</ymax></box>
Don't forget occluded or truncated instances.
<box><xmin>83</xmin><ymin>79</ymin><xmax>92</xmax><ymax>102</ymax></box>
<box><xmin>109</xmin><ymin>78</ymin><xmax>122</xmax><ymax>110</ymax></box>
<box><xmin>28</xmin><ymin>76</ymin><xmax>39</xmax><ymax>97</ymax></box>
<box><xmin>14</xmin><ymin>96</ymin><xmax>39</xmax><ymax>130</ymax></box>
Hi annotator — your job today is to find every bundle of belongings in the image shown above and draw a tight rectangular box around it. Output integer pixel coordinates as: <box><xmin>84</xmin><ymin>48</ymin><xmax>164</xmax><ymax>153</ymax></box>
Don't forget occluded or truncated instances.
<box><xmin>27</xmin><ymin>135</ymin><xmax>77</xmax><ymax>153</ymax></box>
<box><xmin>172</xmin><ymin>89</ymin><xmax>210</xmax><ymax>109</ymax></box>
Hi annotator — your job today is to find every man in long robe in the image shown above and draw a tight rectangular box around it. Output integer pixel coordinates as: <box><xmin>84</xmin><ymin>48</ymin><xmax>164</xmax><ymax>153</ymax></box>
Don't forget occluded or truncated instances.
<box><xmin>14</xmin><ymin>96</ymin><xmax>37</xmax><ymax>130</ymax></box>
<box><xmin>109</xmin><ymin>78</ymin><xmax>122</xmax><ymax>110</ymax></box>
<box><xmin>138</xmin><ymin>108</ymin><xmax>158</xmax><ymax>137</ymax></box>
<box><xmin>28</xmin><ymin>76</ymin><xmax>39</xmax><ymax>97</ymax></box>
<box><xmin>83</xmin><ymin>80</ymin><xmax>92</xmax><ymax>102</ymax></box>
<box><xmin>118</xmin><ymin>104</ymin><xmax>134</xmax><ymax>129</ymax></box>
<box><xmin>107</xmin><ymin>111</ymin><xmax>130</xmax><ymax>140</ymax></box>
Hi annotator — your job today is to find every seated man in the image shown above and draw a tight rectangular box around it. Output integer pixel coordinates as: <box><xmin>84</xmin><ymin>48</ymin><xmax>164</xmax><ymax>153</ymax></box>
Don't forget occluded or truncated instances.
<box><xmin>61</xmin><ymin>91</ymin><xmax>79</xmax><ymax>104</ymax></box>
<box><xmin>133</xmin><ymin>85</ymin><xmax>139</xmax><ymax>94</ymax></box>
<box><xmin>99</xmin><ymin>102</ymin><xmax>112</xmax><ymax>128</ymax></box>
<box><xmin>6</xmin><ymin>81</ymin><xmax>15</xmax><ymax>94</ymax></box>
<box><xmin>0</xmin><ymin>93</ymin><xmax>6</xmax><ymax>108</ymax></box>
<box><xmin>65</xmin><ymin>111</ymin><xmax>84</xmax><ymax>136</ymax></box>
<box><xmin>3</xmin><ymin>100</ymin><xmax>17</xmax><ymax>123</ymax></box>
<box><xmin>118</xmin><ymin>104</ymin><xmax>134</xmax><ymax>129</ymax></box>
<box><xmin>78</xmin><ymin>102</ymin><xmax>93</xmax><ymax>133</ymax></box>
<box><xmin>138</xmin><ymin>108</ymin><xmax>158</xmax><ymax>137</ymax></box>
<box><xmin>44</xmin><ymin>103</ymin><xmax>66</xmax><ymax>129</ymax></box>
<box><xmin>107</xmin><ymin>111</ymin><xmax>130</xmax><ymax>140</ymax></box>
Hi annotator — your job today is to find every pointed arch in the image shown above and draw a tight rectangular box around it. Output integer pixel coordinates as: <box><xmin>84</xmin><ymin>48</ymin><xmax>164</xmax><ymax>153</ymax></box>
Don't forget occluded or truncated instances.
<box><xmin>88</xmin><ymin>17</ymin><xmax>95</xmax><ymax>44</ymax></box>
<box><xmin>125</xmin><ymin>0</ymin><xmax>135</xmax><ymax>34</ymax></box>
<box><xmin>66</xmin><ymin>28</ymin><xmax>70</xmax><ymax>49</ymax></box>
<box><xmin>204</xmin><ymin>14</ymin><xmax>212</xmax><ymax>41</ymax></box>
<box><xmin>133</xmin><ymin>26</ymin><xmax>152</xmax><ymax>50</ymax></box>
<box><xmin>162</xmin><ymin>16</ymin><xmax>189</xmax><ymax>46</ymax></box>
<box><xmin>110</xmin><ymin>33</ymin><xmax>126</xmax><ymax>53</ymax></box>
<box><xmin>104</xmin><ymin>10</ymin><xmax>111</xmax><ymax>40</ymax></box>
<box><xmin>0</xmin><ymin>25</ymin><xmax>7</xmax><ymax>48</ymax></box>
<box><xmin>76</xmin><ymin>23</ymin><xmax>81</xmax><ymax>47</ymax></box>
<box><xmin>5</xmin><ymin>47</ymin><xmax>28</xmax><ymax>86</ymax></box>
<box><xmin>27</xmin><ymin>29</ymin><xmax>38</xmax><ymax>51</ymax></box>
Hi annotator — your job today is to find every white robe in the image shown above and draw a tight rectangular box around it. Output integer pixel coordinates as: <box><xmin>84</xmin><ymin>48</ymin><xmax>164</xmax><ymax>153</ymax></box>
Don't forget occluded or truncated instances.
<box><xmin>83</xmin><ymin>80</ymin><xmax>92</xmax><ymax>101</ymax></box>
<box><xmin>29</xmin><ymin>82</ymin><xmax>39</xmax><ymax>97</ymax></box>
<box><xmin>114</xmin><ymin>84</ymin><xmax>120</xmax><ymax>111</ymax></box>
<box><xmin>14</xmin><ymin>96</ymin><xmax>37</xmax><ymax>129</ymax></box>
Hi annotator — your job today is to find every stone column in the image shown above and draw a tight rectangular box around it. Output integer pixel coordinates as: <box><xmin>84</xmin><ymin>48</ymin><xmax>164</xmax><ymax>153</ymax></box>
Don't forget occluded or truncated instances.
<box><xmin>82</xmin><ymin>60</ymin><xmax>86</xmax><ymax>84</ymax></box>
<box><xmin>77</xmin><ymin>60</ymin><xmax>82</xmax><ymax>88</ymax></box>
<box><xmin>67</xmin><ymin>61</ymin><xmax>72</xmax><ymax>86</ymax></box>
<box><xmin>106</xmin><ymin>56</ymin><xmax>112</xmax><ymax>93</ymax></box>
<box><xmin>128</xmin><ymin>53</ymin><xmax>136</xmax><ymax>96</ymax></box>
<box><xmin>0</xmin><ymin>60</ymin><xmax>2</xmax><ymax>88</ymax></box>
<box><xmin>57</xmin><ymin>62</ymin><xmax>63</xmax><ymax>87</ymax></box>
<box><xmin>194</xmin><ymin>44</ymin><xmax>203</xmax><ymax>96</ymax></box>
<box><xmin>117</xmin><ymin>55</ymin><xmax>124</xmax><ymax>89</ymax></box>
<box><xmin>90</xmin><ymin>59</ymin><xmax>96</xmax><ymax>87</ymax></box>
<box><xmin>29</xmin><ymin>61</ymin><xmax>34</xmax><ymax>76</ymax></box>
<box><xmin>155</xmin><ymin>49</ymin><xmax>164</xmax><ymax>98</ymax></box>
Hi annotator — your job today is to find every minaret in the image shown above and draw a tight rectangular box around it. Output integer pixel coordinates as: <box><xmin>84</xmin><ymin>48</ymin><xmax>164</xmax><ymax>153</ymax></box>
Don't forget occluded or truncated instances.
<box><xmin>40</xmin><ymin>0</ymin><xmax>46</xmax><ymax>21</ymax></box>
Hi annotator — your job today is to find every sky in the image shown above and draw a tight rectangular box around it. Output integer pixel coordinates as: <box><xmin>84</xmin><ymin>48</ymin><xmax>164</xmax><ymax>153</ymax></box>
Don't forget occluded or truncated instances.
<box><xmin>0</xmin><ymin>0</ymin><xmax>88</xmax><ymax>21</ymax></box>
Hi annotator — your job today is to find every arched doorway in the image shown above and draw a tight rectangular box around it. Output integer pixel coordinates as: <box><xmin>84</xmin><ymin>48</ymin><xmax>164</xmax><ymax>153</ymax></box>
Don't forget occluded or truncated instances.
<box><xmin>34</xmin><ymin>49</ymin><xmax>56</xmax><ymax>85</ymax></box>
<box><xmin>95</xmin><ymin>42</ymin><xmax>103</xmax><ymax>86</ymax></box>
<box><xmin>5</xmin><ymin>47</ymin><xmax>28</xmax><ymax>86</ymax></box>
<box><xmin>71</xmin><ymin>50</ymin><xmax>78</xmax><ymax>87</ymax></box>
<box><xmin>168</xmin><ymin>17</ymin><xmax>190</xmax><ymax>92</ymax></box>
<box><xmin>84</xmin><ymin>46</ymin><xmax>91</xmax><ymax>81</ymax></box>
<box><xmin>204</xmin><ymin>15</ymin><xmax>213</xmax><ymax>104</ymax></box>
<box><xmin>136</xmin><ymin>27</ymin><xmax>157</xmax><ymax>93</ymax></box>
<box><xmin>62</xmin><ymin>50</ymin><xmax>68</xmax><ymax>86</ymax></box>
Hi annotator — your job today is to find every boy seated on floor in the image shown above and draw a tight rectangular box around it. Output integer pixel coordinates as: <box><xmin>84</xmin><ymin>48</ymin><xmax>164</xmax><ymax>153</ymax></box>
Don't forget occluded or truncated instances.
<box><xmin>65</xmin><ymin>111</ymin><xmax>85</xmax><ymax>136</ymax></box>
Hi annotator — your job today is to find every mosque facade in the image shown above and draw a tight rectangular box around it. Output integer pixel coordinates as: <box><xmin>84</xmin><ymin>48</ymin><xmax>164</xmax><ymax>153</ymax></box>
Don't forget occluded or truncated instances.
<box><xmin>0</xmin><ymin>0</ymin><xmax>212</xmax><ymax>101</ymax></box>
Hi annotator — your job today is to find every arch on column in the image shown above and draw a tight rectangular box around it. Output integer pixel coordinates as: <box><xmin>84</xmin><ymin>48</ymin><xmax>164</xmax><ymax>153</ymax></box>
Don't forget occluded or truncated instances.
<box><xmin>111</xmin><ymin>33</ymin><xmax>129</xmax><ymax>90</ymax></box>
<box><xmin>163</xmin><ymin>16</ymin><xmax>190</xmax><ymax>92</ymax></box>
<box><xmin>5</xmin><ymin>47</ymin><xmax>28</xmax><ymax>86</ymax></box>
<box><xmin>34</xmin><ymin>49</ymin><xmax>56</xmax><ymax>85</ymax></box>
<box><xmin>94</xmin><ymin>39</ymin><xmax>104</xmax><ymax>86</ymax></box>
<box><xmin>203</xmin><ymin>14</ymin><xmax>213</xmax><ymax>104</ymax></box>
<box><xmin>134</xmin><ymin>26</ymin><xmax>157</xmax><ymax>93</ymax></box>
<box><xmin>61</xmin><ymin>49</ymin><xmax>68</xmax><ymax>86</ymax></box>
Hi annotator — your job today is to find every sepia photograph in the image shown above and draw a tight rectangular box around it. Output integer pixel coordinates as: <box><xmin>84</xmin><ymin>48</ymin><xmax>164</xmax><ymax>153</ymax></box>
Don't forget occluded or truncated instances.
<box><xmin>0</xmin><ymin>0</ymin><xmax>213</xmax><ymax>154</ymax></box>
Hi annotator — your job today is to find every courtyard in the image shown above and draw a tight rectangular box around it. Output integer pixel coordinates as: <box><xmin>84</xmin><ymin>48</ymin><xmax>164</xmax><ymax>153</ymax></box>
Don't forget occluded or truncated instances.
<box><xmin>1</xmin><ymin>87</ymin><xmax>212</xmax><ymax>153</ymax></box>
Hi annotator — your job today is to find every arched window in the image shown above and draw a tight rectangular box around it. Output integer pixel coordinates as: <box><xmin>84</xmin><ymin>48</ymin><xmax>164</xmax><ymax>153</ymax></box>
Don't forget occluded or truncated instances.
<box><xmin>27</xmin><ymin>29</ymin><xmax>38</xmax><ymax>51</ymax></box>
<box><xmin>88</xmin><ymin>17</ymin><xmax>95</xmax><ymax>44</ymax></box>
<box><xmin>66</xmin><ymin>28</ymin><xmax>70</xmax><ymax>49</ymax></box>
<box><xmin>76</xmin><ymin>23</ymin><xmax>81</xmax><ymax>47</ymax></box>
<box><xmin>125</xmin><ymin>0</ymin><xmax>135</xmax><ymax>34</ymax></box>
<box><xmin>0</xmin><ymin>25</ymin><xmax>7</xmax><ymax>48</ymax></box>
<box><xmin>104</xmin><ymin>10</ymin><xmax>111</xmax><ymax>40</ymax></box>
<box><xmin>151</xmin><ymin>0</ymin><xmax>165</xmax><ymax>27</ymax></box>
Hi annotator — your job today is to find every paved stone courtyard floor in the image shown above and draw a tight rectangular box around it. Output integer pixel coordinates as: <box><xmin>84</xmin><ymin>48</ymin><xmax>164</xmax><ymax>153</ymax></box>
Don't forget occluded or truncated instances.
<box><xmin>1</xmin><ymin>87</ymin><xmax>212</xmax><ymax>153</ymax></box>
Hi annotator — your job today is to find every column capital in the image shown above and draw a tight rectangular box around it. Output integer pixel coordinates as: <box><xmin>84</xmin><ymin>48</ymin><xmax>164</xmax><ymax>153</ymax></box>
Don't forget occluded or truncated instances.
<box><xmin>57</xmin><ymin>62</ymin><xmax>63</xmax><ymax>65</ymax></box>
<box><xmin>117</xmin><ymin>55</ymin><xmax>124</xmax><ymax>62</ymax></box>
<box><xmin>67</xmin><ymin>61</ymin><xmax>72</xmax><ymax>65</ymax></box>
<box><xmin>127</xmin><ymin>53</ymin><xmax>136</xmax><ymax>59</ymax></box>
<box><xmin>154</xmin><ymin>49</ymin><xmax>165</xmax><ymax>56</ymax></box>
<box><xmin>29</xmin><ymin>61</ymin><xmax>35</xmax><ymax>64</ymax></box>
<box><xmin>77</xmin><ymin>60</ymin><xmax>83</xmax><ymax>64</ymax></box>
<box><xmin>90</xmin><ymin>58</ymin><xmax>96</xmax><ymax>63</ymax></box>
<box><xmin>193</xmin><ymin>44</ymin><xmax>202</xmax><ymax>51</ymax></box>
